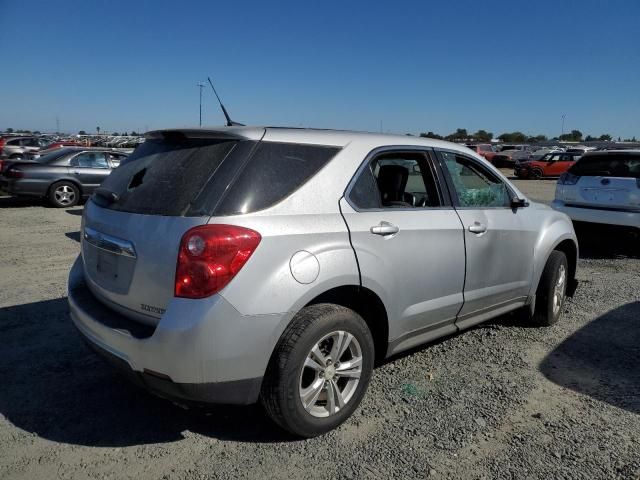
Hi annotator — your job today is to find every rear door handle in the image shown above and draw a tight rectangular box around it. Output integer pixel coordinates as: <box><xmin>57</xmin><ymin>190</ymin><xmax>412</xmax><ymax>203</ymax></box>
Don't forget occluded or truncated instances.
<box><xmin>468</xmin><ymin>222</ymin><xmax>487</xmax><ymax>234</ymax></box>
<box><xmin>370</xmin><ymin>221</ymin><xmax>399</xmax><ymax>236</ymax></box>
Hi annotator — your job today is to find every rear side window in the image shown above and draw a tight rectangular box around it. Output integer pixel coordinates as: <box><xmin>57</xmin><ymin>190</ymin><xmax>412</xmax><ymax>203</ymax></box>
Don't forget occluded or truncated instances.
<box><xmin>95</xmin><ymin>138</ymin><xmax>339</xmax><ymax>217</ymax></box>
<box><xmin>570</xmin><ymin>153</ymin><xmax>640</xmax><ymax>178</ymax></box>
<box><xmin>213</xmin><ymin>142</ymin><xmax>340</xmax><ymax>215</ymax></box>
<box><xmin>99</xmin><ymin>138</ymin><xmax>237</xmax><ymax>216</ymax></box>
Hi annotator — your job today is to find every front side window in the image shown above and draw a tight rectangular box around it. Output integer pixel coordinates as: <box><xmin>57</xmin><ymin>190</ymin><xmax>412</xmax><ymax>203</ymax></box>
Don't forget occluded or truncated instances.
<box><xmin>439</xmin><ymin>151</ymin><xmax>511</xmax><ymax>208</ymax></box>
<box><xmin>71</xmin><ymin>152</ymin><xmax>109</xmax><ymax>168</ymax></box>
<box><xmin>349</xmin><ymin>151</ymin><xmax>441</xmax><ymax>209</ymax></box>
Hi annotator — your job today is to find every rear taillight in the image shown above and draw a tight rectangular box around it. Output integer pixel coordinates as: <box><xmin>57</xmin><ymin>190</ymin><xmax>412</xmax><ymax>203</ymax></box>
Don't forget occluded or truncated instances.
<box><xmin>175</xmin><ymin>224</ymin><xmax>261</xmax><ymax>299</ymax></box>
<box><xmin>0</xmin><ymin>160</ymin><xmax>4</xmax><ymax>172</ymax></box>
<box><xmin>6</xmin><ymin>167</ymin><xmax>24</xmax><ymax>178</ymax></box>
<box><xmin>559</xmin><ymin>172</ymin><xmax>580</xmax><ymax>185</ymax></box>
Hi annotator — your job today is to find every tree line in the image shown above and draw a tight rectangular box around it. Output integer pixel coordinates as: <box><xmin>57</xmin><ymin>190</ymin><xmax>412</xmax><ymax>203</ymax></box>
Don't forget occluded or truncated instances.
<box><xmin>418</xmin><ymin>129</ymin><xmax>635</xmax><ymax>143</ymax></box>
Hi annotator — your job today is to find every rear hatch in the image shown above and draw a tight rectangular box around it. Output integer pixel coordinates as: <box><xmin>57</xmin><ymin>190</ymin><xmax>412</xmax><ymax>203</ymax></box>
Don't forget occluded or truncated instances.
<box><xmin>80</xmin><ymin>128</ymin><xmax>264</xmax><ymax>325</ymax></box>
<box><xmin>566</xmin><ymin>152</ymin><xmax>640</xmax><ymax>210</ymax></box>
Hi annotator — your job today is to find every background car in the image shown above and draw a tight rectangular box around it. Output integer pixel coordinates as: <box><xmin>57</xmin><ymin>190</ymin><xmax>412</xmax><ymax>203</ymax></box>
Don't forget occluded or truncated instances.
<box><xmin>0</xmin><ymin>136</ymin><xmax>42</xmax><ymax>160</ymax></box>
<box><xmin>0</xmin><ymin>147</ymin><xmax>127</xmax><ymax>207</ymax></box>
<box><xmin>565</xmin><ymin>145</ymin><xmax>597</xmax><ymax>156</ymax></box>
<box><xmin>465</xmin><ymin>143</ymin><xmax>497</xmax><ymax>163</ymax></box>
<box><xmin>492</xmin><ymin>147</ymin><xmax>535</xmax><ymax>167</ymax></box>
<box><xmin>552</xmin><ymin>150</ymin><xmax>640</xmax><ymax>228</ymax></box>
<box><xmin>514</xmin><ymin>151</ymin><xmax>583</xmax><ymax>179</ymax></box>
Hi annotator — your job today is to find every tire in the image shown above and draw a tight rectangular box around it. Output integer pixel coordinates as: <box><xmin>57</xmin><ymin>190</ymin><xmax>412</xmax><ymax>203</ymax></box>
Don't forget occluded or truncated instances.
<box><xmin>530</xmin><ymin>168</ymin><xmax>543</xmax><ymax>179</ymax></box>
<box><xmin>48</xmin><ymin>181</ymin><xmax>80</xmax><ymax>208</ymax></box>
<box><xmin>261</xmin><ymin>303</ymin><xmax>375</xmax><ymax>438</ymax></box>
<box><xmin>10</xmin><ymin>154</ymin><xmax>24</xmax><ymax>160</ymax></box>
<box><xmin>531</xmin><ymin>251</ymin><xmax>568</xmax><ymax>326</ymax></box>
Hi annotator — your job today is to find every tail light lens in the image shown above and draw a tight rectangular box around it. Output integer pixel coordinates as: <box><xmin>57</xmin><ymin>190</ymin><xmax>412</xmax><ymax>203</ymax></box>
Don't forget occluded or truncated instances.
<box><xmin>175</xmin><ymin>224</ymin><xmax>261</xmax><ymax>299</ymax></box>
<box><xmin>559</xmin><ymin>172</ymin><xmax>580</xmax><ymax>185</ymax></box>
<box><xmin>6</xmin><ymin>167</ymin><xmax>24</xmax><ymax>178</ymax></box>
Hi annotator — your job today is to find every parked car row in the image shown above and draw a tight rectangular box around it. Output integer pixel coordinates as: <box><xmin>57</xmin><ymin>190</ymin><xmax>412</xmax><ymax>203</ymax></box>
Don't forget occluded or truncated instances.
<box><xmin>0</xmin><ymin>147</ymin><xmax>128</xmax><ymax>207</ymax></box>
<box><xmin>0</xmin><ymin>134</ymin><xmax>142</xmax><ymax>161</ymax></box>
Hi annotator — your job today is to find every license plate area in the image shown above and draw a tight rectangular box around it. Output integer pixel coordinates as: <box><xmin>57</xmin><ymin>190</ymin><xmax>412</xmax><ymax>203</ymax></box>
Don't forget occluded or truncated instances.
<box><xmin>96</xmin><ymin>250</ymin><xmax>119</xmax><ymax>281</ymax></box>
<box><xmin>82</xmin><ymin>234</ymin><xmax>137</xmax><ymax>295</ymax></box>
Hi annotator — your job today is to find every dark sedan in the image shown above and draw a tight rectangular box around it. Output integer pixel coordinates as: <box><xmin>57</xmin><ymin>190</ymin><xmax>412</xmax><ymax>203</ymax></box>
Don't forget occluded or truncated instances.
<box><xmin>0</xmin><ymin>148</ymin><xmax>127</xmax><ymax>207</ymax></box>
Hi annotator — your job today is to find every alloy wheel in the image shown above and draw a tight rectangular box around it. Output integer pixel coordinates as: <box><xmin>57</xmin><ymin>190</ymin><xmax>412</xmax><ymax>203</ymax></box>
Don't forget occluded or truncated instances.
<box><xmin>54</xmin><ymin>185</ymin><xmax>76</xmax><ymax>206</ymax></box>
<box><xmin>299</xmin><ymin>330</ymin><xmax>363</xmax><ymax>418</ymax></box>
<box><xmin>552</xmin><ymin>263</ymin><xmax>566</xmax><ymax>316</ymax></box>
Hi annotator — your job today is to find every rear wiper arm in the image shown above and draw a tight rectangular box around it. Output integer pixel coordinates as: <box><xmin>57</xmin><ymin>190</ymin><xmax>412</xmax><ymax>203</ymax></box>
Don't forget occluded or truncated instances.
<box><xmin>93</xmin><ymin>187</ymin><xmax>120</xmax><ymax>206</ymax></box>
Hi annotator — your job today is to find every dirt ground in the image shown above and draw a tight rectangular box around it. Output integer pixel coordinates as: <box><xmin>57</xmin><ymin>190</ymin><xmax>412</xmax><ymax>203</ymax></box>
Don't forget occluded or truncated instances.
<box><xmin>0</xmin><ymin>180</ymin><xmax>638</xmax><ymax>480</ymax></box>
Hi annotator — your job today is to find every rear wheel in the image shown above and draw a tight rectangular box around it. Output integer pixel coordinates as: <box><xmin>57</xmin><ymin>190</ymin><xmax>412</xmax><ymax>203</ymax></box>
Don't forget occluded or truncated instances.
<box><xmin>48</xmin><ymin>181</ymin><xmax>80</xmax><ymax>208</ymax></box>
<box><xmin>261</xmin><ymin>304</ymin><xmax>374</xmax><ymax>438</ymax></box>
<box><xmin>531</xmin><ymin>251</ymin><xmax>568</xmax><ymax>326</ymax></box>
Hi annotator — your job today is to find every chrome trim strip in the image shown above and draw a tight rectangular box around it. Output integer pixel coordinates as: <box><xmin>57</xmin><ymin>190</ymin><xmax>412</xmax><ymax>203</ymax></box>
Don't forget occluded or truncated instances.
<box><xmin>83</xmin><ymin>226</ymin><xmax>137</xmax><ymax>258</ymax></box>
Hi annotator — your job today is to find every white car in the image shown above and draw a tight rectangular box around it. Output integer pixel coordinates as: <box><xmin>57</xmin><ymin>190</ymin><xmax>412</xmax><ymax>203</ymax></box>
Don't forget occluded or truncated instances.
<box><xmin>552</xmin><ymin>150</ymin><xmax>640</xmax><ymax>228</ymax></box>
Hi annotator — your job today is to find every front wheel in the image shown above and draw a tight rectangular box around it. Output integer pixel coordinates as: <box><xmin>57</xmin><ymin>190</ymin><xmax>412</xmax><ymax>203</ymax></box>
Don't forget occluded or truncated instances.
<box><xmin>261</xmin><ymin>304</ymin><xmax>374</xmax><ymax>438</ymax></box>
<box><xmin>530</xmin><ymin>168</ymin><xmax>543</xmax><ymax>179</ymax></box>
<box><xmin>532</xmin><ymin>251</ymin><xmax>568</xmax><ymax>326</ymax></box>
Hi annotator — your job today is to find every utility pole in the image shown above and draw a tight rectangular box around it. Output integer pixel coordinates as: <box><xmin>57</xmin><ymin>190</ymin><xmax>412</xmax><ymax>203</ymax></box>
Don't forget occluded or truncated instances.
<box><xmin>56</xmin><ymin>116</ymin><xmax>60</xmax><ymax>134</ymax></box>
<box><xmin>561</xmin><ymin>114</ymin><xmax>566</xmax><ymax>140</ymax></box>
<box><xmin>197</xmin><ymin>82</ymin><xmax>205</xmax><ymax>127</ymax></box>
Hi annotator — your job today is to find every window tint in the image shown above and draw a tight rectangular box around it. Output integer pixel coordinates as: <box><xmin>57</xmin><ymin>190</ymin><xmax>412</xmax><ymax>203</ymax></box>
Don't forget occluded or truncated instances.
<box><xmin>349</xmin><ymin>164</ymin><xmax>380</xmax><ymax>209</ymax></box>
<box><xmin>7</xmin><ymin>138</ymin><xmax>20</xmax><ymax>145</ymax></box>
<box><xmin>99</xmin><ymin>138</ymin><xmax>237</xmax><ymax>216</ymax></box>
<box><xmin>569</xmin><ymin>153</ymin><xmax>640</xmax><ymax>178</ymax></box>
<box><xmin>214</xmin><ymin>142</ymin><xmax>340</xmax><ymax>215</ymax></box>
<box><xmin>440</xmin><ymin>151</ymin><xmax>511</xmax><ymax>208</ymax></box>
<box><xmin>71</xmin><ymin>152</ymin><xmax>109</xmax><ymax>168</ymax></box>
<box><xmin>349</xmin><ymin>151</ymin><xmax>441</xmax><ymax>209</ymax></box>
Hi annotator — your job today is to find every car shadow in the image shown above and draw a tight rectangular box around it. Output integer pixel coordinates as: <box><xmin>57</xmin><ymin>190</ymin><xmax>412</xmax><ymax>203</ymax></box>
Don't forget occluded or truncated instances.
<box><xmin>0</xmin><ymin>298</ymin><xmax>295</xmax><ymax>447</ymax></box>
<box><xmin>0</xmin><ymin>196</ymin><xmax>44</xmax><ymax>207</ymax></box>
<box><xmin>540</xmin><ymin>301</ymin><xmax>640</xmax><ymax>415</ymax></box>
<box><xmin>65</xmin><ymin>231</ymin><xmax>81</xmax><ymax>243</ymax></box>
<box><xmin>574</xmin><ymin>222</ymin><xmax>639</xmax><ymax>259</ymax></box>
<box><xmin>65</xmin><ymin>208</ymin><xmax>84</xmax><ymax>216</ymax></box>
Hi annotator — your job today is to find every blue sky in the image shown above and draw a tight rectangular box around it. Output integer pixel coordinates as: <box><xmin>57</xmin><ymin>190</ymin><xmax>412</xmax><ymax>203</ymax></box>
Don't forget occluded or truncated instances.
<box><xmin>1</xmin><ymin>0</ymin><xmax>638</xmax><ymax>138</ymax></box>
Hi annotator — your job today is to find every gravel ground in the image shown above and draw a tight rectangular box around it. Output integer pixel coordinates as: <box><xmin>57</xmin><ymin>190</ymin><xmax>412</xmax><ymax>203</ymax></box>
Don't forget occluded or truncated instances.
<box><xmin>0</xmin><ymin>184</ymin><xmax>638</xmax><ymax>480</ymax></box>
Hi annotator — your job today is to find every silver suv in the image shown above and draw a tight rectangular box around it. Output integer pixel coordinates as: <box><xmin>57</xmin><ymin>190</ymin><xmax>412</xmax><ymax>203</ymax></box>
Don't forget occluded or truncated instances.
<box><xmin>68</xmin><ymin>127</ymin><xmax>578</xmax><ymax>437</ymax></box>
<box><xmin>0</xmin><ymin>136</ymin><xmax>41</xmax><ymax>160</ymax></box>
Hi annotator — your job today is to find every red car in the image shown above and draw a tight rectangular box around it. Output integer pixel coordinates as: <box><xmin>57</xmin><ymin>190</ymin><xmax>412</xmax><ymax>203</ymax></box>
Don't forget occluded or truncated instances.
<box><xmin>465</xmin><ymin>144</ymin><xmax>497</xmax><ymax>163</ymax></box>
<box><xmin>514</xmin><ymin>152</ymin><xmax>583</xmax><ymax>179</ymax></box>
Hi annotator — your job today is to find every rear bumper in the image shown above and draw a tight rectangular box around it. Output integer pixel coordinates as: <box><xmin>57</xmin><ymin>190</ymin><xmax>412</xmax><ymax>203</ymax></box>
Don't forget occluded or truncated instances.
<box><xmin>68</xmin><ymin>255</ymin><xmax>288</xmax><ymax>405</ymax></box>
<box><xmin>80</xmin><ymin>334</ymin><xmax>262</xmax><ymax>405</ymax></box>
<box><xmin>0</xmin><ymin>178</ymin><xmax>47</xmax><ymax>197</ymax></box>
<box><xmin>551</xmin><ymin>200</ymin><xmax>640</xmax><ymax>228</ymax></box>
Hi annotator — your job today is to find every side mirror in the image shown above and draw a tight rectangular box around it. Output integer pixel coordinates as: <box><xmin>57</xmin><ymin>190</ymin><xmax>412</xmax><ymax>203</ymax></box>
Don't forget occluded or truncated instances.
<box><xmin>511</xmin><ymin>197</ymin><xmax>529</xmax><ymax>208</ymax></box>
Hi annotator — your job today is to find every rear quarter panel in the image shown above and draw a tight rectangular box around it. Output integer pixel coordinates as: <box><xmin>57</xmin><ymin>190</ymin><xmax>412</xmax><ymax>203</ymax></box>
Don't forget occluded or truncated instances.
<box><xmin>528</xmin><ymin>203</ymin><xmax>578</xmax><ymax>294</ymax></box>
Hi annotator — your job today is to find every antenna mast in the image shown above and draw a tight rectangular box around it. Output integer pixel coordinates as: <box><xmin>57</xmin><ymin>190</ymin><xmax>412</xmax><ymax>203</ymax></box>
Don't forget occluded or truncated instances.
<box><xmin>207</xmin><ymin>77</ymin><xmax>244</xmax><ymax>127</ymax></box>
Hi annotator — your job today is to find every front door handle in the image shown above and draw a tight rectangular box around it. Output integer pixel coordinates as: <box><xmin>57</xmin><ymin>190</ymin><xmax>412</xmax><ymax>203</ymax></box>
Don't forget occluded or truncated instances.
<box><xmin>370</xmin><ymin>221</ymin><xmax>399</xmax><ymax>236</ymax></box>
<box><xmin>468</xmin><ymin>222</ymin><xmax>487</xmax><ymax>234</ymax></box>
